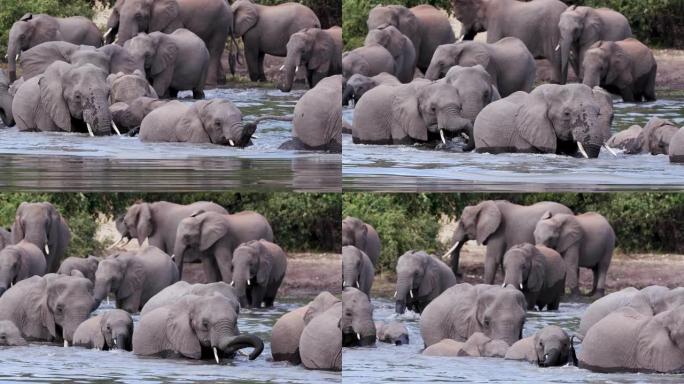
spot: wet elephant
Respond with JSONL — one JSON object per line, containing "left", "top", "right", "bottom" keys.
{"left": 277, "top": 26, "right": 342, "bottom": 92}
{"left": 505, "top": 325, "right": 571, "bottom": 367}
{"left": 231, "top": 240, "right": 287, "bottom": 308}
{"left": 0, "top": 240, "right": 47, "bottom": 296}
{"left": 341, "top": 287, "right": 376, "bottom": 347}
{"left": 669, "top": 127, "right": 684, "bottom": 163}
{"left": 606, "top": 125, "right": 643, "bottom": 154}
{"left": 73, "top": 309, "right": 133, "bottom": 351}
{"left": 141, "top": 281, "right": 238, "bottom": 316}
{"left": 300, "top": 300, "right": 343, "bottom": 371}
{"left": 0, "top": 320, "right": 27, "bottom": 346}
{"left": 394, "top": 250, "right": 456, "bottom": 314}
{"left": 375, "top": 321, "right": 409, "bottom": 345}
{"left": 11, "top": 202, "right": 70, "bottom": 273}
{"left": 342, "top": 72, "right": 400, "bottom": 107}
{"left": 107, "top": 70, "right": 157, "bottom": 105}
{"left": 110, "top": 96, "right": 169, "bottom": 133}
{"left": 342, "top": 44, "right": 395, "bottom": 80}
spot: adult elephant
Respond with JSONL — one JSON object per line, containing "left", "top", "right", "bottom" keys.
{"left": 0, "top": 320, "right": 27, "bottom": 346}
{"left": 452, "top": 0, "right": 567, "bottom": 84}
{"left": 341, "top": 217, "right": 381, "bottom": 267}
{"left": 232, "top": 0, "right": 321, "bottom": 82}
{"left": 669, "top": 127, "right": 684, "bottom": 163}
{"left": 365, "top": 25, "right": 416, "bottom": 83}
{"left": 8, "top": 13, "right": 102, "bottom": 82}
{"left": 277, "top": 27, "right": 342, "bottom": 93}
{"left": 0, "top": 241, "right": 47, "bottom": 296}
{"left": 424, "top": 38, "right": 536, "bottom": 97}
{"left": 394, "top": 250, "right": 456, "bottom": 314}
{"left": 505, "top": 325, "right": 571, "bottom": 367}
{"left": 577, "top": 287, "right": 654, "bottom": 337}
{"left": 231, "top": 240, "right": 287, "bottom": 308}
{"left": 342, "top": 44, "right": 396, "bottom": 80}
{"left": 11, "top": 202, "right": 70, "bottom": 274}
{"left": 141, "top": 281, "right": 238, "bottom": 315}
{"left": 367, "top": 4, "right": 455, "bottom": 73}
{"left": 447, "top": 200, "right": 572, "bottom": 283}
{"left": 174, "top": 211, "right": 273, "bottom": 284}
{"left": 342, "top": 72, "right": 400, "bottom": 107}
{"left": 342, "top": 246, "right": 374, "bottom": 296}
{"left": 473, "top": 84, "right": 614, "bottom": 158}
{"left": 0, "top": 229, "right": 12, "bottom": 251}
{"left": 558, "top": 5, "right": 632, "bottom": 84}
{"left": 57, "top": 256, "right": 100, "bottom": 283}
{"left": 420, "top": 283, "right": 526, "bottom": 347}
{"left": 73, "top": 309, "right": 133, "bottom": 351}
{"left": 300, "top": 301, "right": 342, "bottom": 371}
{"left": 107, "top": 0, "right": 233, "bottom": 86}
{"left": 0, "top": 70, "right": 15, "bottom": 126}
{"left": 341, "top": 287, "right": 376, "bottom": 347}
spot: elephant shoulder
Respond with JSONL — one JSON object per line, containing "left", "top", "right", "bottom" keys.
{"left": 73, "top": 316, "right": 103, "bottom": 348}
{"left": 505, "top": 336, "right": 535, "bottom": 361}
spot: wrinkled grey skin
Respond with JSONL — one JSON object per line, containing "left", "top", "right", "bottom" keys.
{"left": 300, "top": 301, "right": 342, "bottom": 371}
{"left": 141, "top": 281, "right": 239, "bottom": 316}
{"left": 637, "top": 117, "right": 680, "bottom": 155}
{"left": 365, "top": 25, "right": 417, "bottom": 83}
{"left": 73, "top": 309, "right": 133, "bottom": 351}
{"left": 0, "top": 320, "right": 27, "bottom": 346}
{"left": 457, "top": 332, "right": 510, "bottom": 358}
{"left": 505, "top": 325, "right": 571, "bottom": 367}
{"left": 606, "top": 125, "right": 643, "bottom": 154}
{"left": 133, "top": 294, "right": 264, "bottom": 361}
{"left": 670, "top": 127, "right": 684, "bottom": 163}
{"left": 395, "top": 250, "right": 457, "bottom": 314}
{"left": 110, "top": 96, "right": 169, "bottom": 132}
{"left": 0, "top": 241, "right": 47, "bottom": 297}
{"left": 341, "top": 217, "right": 381, "bottom": 267}
{"left": 277, "top": 27, "right": 342, "bottom": 92}
{"left": 420, "top": 283, "right": 527, "bottom": 347}
{"left": 0, "top": 274, "right": 96, "bottom": 344}
{"left": 342, "top": 72, "right": 400, "bottom": 107}
{"left": 422, "top": 338, "right": 466, "bottom": 356}
{"left": 342, "top": 44, "right": 396, "bottom": 80}
{"left": 375, "top": 321, "right": 409, "bottom": 345}
{"left": 0, "top": 70, "right": 15, "bottom": 126}
{"left": 341, "top": 287, "right": 376, "bottom": 347}
{"left": 108, "top": 70, "right": 157, "bottom": 105}
{"left": 231, "top": 240, "right": 287, "bottom": 308}
{"left": 474, "top": 84, "right": 614, "bottom": 157}
{"left": 342, "top": 246, "right": 374, "bottom": 296}
{"left": 57, "top": 256, "right": 100, "bottom": 283}
{"left": 0, "top": 228, "right": 11, "bottom": 251}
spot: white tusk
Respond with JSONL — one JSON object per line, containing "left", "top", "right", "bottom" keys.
{"left": 604, "top": 144, "right": 617, "bottom": 156}
{"left": 87, "top": 123, "right": 95, "bottom": 137}
{"left": 555, "top": 43, "right": 560, "bottom": 52}
{"left": 393, "top": 291, "right": 397, "bottom": 298}
{"left": 112, "top": 121, "right": 121, "bottom": 136}
{"left": 10, "top": 281, "right": 13, "bottom": 287}
{"left": 458, "top": 35, "right": 464, "bottom": 42}
{"left": 113, "top": 338, "right": 117, "bottom": 346}
{"left": 247, "top": 279, "right": 251, "bottom": 286}
{"left": 409, "top": 290, "right": 414, "bottom": 299}
{"left": 439, "top": 129, "right": 446, "bottom": 144}
{"left": 441, "top": 241, "right": 460, "bottom": 260}
{"left": 171, "top": 254, "right": 175, "bottom": 261}
{"left": 213, "top": 347, "right": 220, "bottom": 364}
{"left": 44, "top": 244, "right": 50, "bottom": 255}
{"left": 230, "top": 280, "right": 234, "bottom": 286}
{"left": 229, "top": 139, "right": 235, "bottom": 147}
{"left": 520, "top": 283, "right": 523, "bottom": 290}
{"left": 502, "top": 282, "right": 506, "bottom": 288}
{"left": 64, "top": 340, "right": 69, "bottom": 347}
{"left": 343, "top": 280, "right": 346, "bottom": 287}
{"left": 355, "top": 281, "right": 360, "bottom": 288}
{"left": 279, "top": 65, "right": 285, "bottom": 71}
{"left": 460, "top": 133, "right": 469, "bottom": 140}
{"left": 104, "top": 28, "right": 113, "bottom": 38}
{"left": 295, "top": 65, "right": 299, "bottom": 73}
{"left": 15, "top": 54, "right": 19, "bottom": 61}
{"left": 577, "top": 142, "right": 589, "bottom": 158}
{"left": 251, "top": 134, "right": 260, "bottom": 139}
{"left": 356, "top": 333, "right": 361, "bottom": 341}
{"left": 106, "top": 297, "right": 110, "bottom": 306}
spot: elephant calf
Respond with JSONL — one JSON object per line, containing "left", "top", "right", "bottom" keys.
{"left": 73, "top": 309, "right": 133, "bottom": 351}
{"left": 0, "top": 70, "right": 14, "bottom": 127}
{"left": 342, "top": 287, "right": 376, "bottom": 347}
{"left": 422, "top": 332, "right": 508, "bottom": 358}
{"left": 110, "top": 97, "right": 169, "bottom": 133}
{"left": 0, "top": 240, "right": 47, "bottom": 296}
{"left": 0, "top": 320, "right": 27, "bottom": 346}
{"left": 57, "top": 256, "right": 99, "bottom": 283}
{"left": 299, "top": 294, "right": 343, "bottom": 371}
{"left": 505, "top": 325, "right": 571, "bottom": 367}
{"left": 365, "top": 25, "right": 416, "bottom": 83}
{"left": 375, "top": 321, "right": 409, "bottom": 345}
{"left": 612, "top": 117, "right": 683, "bottom": 156}
{"left": 231, "top": 240, "right": 287, "bottom": 308}
{"left": 606, "top": 125, "right": 643, "bottom": 154}
{"left": 342, "top": 44, "right": 396, "bottom": 80}
{"left": 342, "top": 72, "right": 400, "bottom": 107}
{"left": 395, "top": 250, "right": 456, "bottom": 314}
{"left": 342, "top": 245, "right": 374, "bottom": 296}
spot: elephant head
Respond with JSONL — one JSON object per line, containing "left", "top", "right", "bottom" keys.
{"left": 93, "top": 253, "right": 144, "bottom": 308}
{"left": 639, "top": 117, "right": 681, "bottom": 156}
{"left": 365, "top": 25, "right": 408, "bottom": 59}
{"left": 425, "top": 42, "right": 490, "bottom": 80}
{"left": 99, "top": 309, "right": 134, "bottom": 350}
{"left": 395, "top": 251, "right": 439, "bottom": 314}
{"left": 107, "top": 70, "right": 157, "bottom": 104}
{"left": 502, "top": 243, "right": 546, "bottom": 293}
{"left": 109, "top": 0, "right": 182, "bottom": 44}
{"left": 174, "top": 212, "right": 228, "bottom": 278}
{"left": 121, "top": 202, "right": 154, "bottom": 246}
{"left": 231, "top": 240, "right": 270, "bottom": 307}
{"left": 7, "top": 14, "right": 59, "bottom": 82}
{"left": 367, "top": 5, "right": 419, "bottom": 45}
{"left": 43, "top": 274, "right": 97, "bottom": 344}
{"left": 278, "top": 28, "right": 335, "bottom": 92}
{"left": 0, "top": 244, "right": 34, "bottom": 296}
{"left": 123, "top": 32, "right": 177, "bottom": 94}
{"left": 375, "top": 321, "right": 409, "bottom": 345}
{"left": 12, "top": 202, "right": 65, "bottom": 261}
{"left": 342, "top": 245, "right": 366, "bottom": 290}
{"left": 534, "top": 212, "right": 581, "bottom": 254}
{"left": 188, "top": 99, "right": 257, "bottom": 147}
{"left": 582, "top": 41, "right": 632, "bottom": 89}
{"left": 341, "top": 217, "right": 368, "bottom": 249}
{"left": 558, "top": 6, "right": 600, "bottom": 82}
{"left": 0, "top": 70, "right": 14, "bottom": 126}
{"left": 342, "top": 74, "right": 374, "bottom": 106}
{"left": 448, "top": 201, "right": 501, "bottom": 275}
{"left": 534, "top": 325, "right": 571, "bottom": 367}
{"left": 111, "top": 96, "right": 167, "bottom": 132}
{"left": 0, "top": 320, "right": 27, "bottom": 346}
{"left": 341, "top": 287, "right": 376, "bottom": 347}
{"left": 476, "top": 286, "right": 526, "bottom": 346}
{"left": 232, "top": 0, "right": 259, "bottom": 38}
{"left": 451, "top": 0, "right": 487, "bottom": 40}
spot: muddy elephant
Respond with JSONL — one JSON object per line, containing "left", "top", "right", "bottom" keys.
{"left": 502, "top": 243, "right": 566, "bottom": 311}
{"left": 123, "top": 29, "right": 209, "bottom": 99}
{"left": 0, "top": 320, "right": 27, "bottom": 346}
{"left": 133, "top": 293, "right": 264, "bottom": 362}
{"left": 141, "top": 281, "right": 238, "bottom": 316}
{"left": 341, "top": 217, "right": 381, "bottom": 267}
{"left": 425, "top": 38, "right": 536, "bottom": 97}
{"left": 534, "top": 211, "right": 614, "bottom": 298}
{"left": 232, "top": 0, "right": 320, "bottom": 82}
{"left": 670, "top": 127, "right": 684, "bottom": 163}
{"left": 342, "top": 246, "right": 374, "bottom": 296}
{"left": 367, "top": 4, "right": 455, "bottom": 72}
{"left": 57, "top": 256, "right": 100, "bottom": 283}
{"left": 474, "top": 84, "right": 614, "bottom": 158}
{"left": 365, "top": 25, "right": 416, "bottom": 83}
{"left": 300, "top": 300, "right": 343, "bottom": 371}
{"left": 93, "top": 246, "right": 179, "bottom": 313}
{"left": 108, "top": 70, "right": 157, "bottom": 105}
{"left": 0, "top": 70, "right": 14, "bottom": 126}
{"left": 342, "top": 44, "right": 396, "bottom": 80}
{"left": 448, "top": 200, "right": 572, "bottom": 283}
{"left": 606, "top": 125, "right": 643, "bottom": 154}
{"left": 0, "top": 240, "right": 47, "bottom": 296}
{"left": 0, "top": 274, "right": 96, "bottom": 345}
{"left": 341, "top": 287, "right": 376, "bottom": 347}
{"left": 375, "top": 321, "right": 409, "bottom": 345}
{"left": 342, "top": 72, "right": 400, "bottom": 107}
{"left": 8, "top": 13, "right": 102, "bottom": 82}
{"left": 73, "top": 309, "right": 133, "bottom": 351}
{"left": 174, "top": 211, "right": 274, "bottom": 284}
{"left": 505, "top": 325, "right": 571, "bottom": 367}
{"left": 11, "top": 202, "right": 70, "bottom": 274}
{"left": 277, "top": 26, "right": 342, "bottom": 92}
{"left": 231, "top": 240, "right": 287, "bottom": 308}
{"left": 110, "top": 96, "right": 169, "bottom": 132}
{"left": 395, "top": 250, "right": 456, "bottom": 314}
{"left": 420, "top": 283, "right": 527, "bottom": 347}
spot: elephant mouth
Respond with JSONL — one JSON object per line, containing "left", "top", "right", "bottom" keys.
{"left": 342, "top": 330, "right": 376, "bottom": 347}
{"left": 392, "top": 334, "right": 409, "bottom": 346}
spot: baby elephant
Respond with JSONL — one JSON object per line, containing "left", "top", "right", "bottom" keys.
{"left": 0, "top": 320, "right": 27, "bottom": 346}
{"left": 422, "top": 332, "right": 508, "bottom": 358}
{"left": 107, "top": 70, "right": 157, "bottom": 105}
{"left": 505, "top": 325, "right": 571, "bottom": 367}
{"left": 110, "top": 96, "right": 169, "bottom": 133}
{"left": 342, "top": 245, "right": 374, "bottom": 296}
{"left": 502, "top": 243, "right": 566, "bottom": 311}
{"left": 57, "top": 256, "right": 99, "bottom": 283}
{"left": 0, "top": 240, "right": 46, "bottom": 296}
{"left": 231, "top": 240, "right": 287, "bottom": 308}
{"left": 375, "top": 321, "right": 409, "bottom": 346}
{"left": 73, "top": 309, "right": 133, "bottom": 351}
{"left": 342, "top": 72, "right": 400, "bottom": 107}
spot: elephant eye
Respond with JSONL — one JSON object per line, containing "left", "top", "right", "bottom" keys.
{"left": 483, "top": 317, "right": 490, "bottom": 327}
{"left": 106, "top": 325, "right": 111, "bottom": 331}
{"left": 202, "top": 320, "right": 209, "bottom": 329}
{"left": 214, "top": 120, "right": 222, "bottom": 127}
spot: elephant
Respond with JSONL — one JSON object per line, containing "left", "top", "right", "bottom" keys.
{"left": 11, "top": 202, "right": 71, "bottom": 274}
{"left": 637, "top": 118, "right": 680, "bottom": 155}
{"left": 473, "top": 84, "right": 614, "bottom": 158}
{"left": 107, "top": 0, "right": 234, "bottom": 86}
{"left": 606, "top": 125, "right": 643, "bottom": 154}
{"left": 375, "top": 321, "right": 409, "bottom": 345}
{"left": 394, "top": 250, "right": 457, "bottom": 315}
{"left": 341, "top": 287, "right": 376, "bottom": 347}
{"left": 457, "top": 332, "right": 510, "bottom": 358}
{"left": 505, "top": 325, "right": 571, "bottom": 367}
{"left": 342, "top": 246, "right": 374, "bottom": 296}
{"left": 342, "top": 44, "right": 396, "bottom": 80}
{"left": 367, "top": 4, "right": 455, "bottom": 72}
{"left": 341, "top": 217, "right": 381, "bottom": 267}
{"left": 132, "top": 293, "right": 264, "bottom": 362}
{"left": 277, "top": 27, "right": 342, "bottom": 92}
{"left": 93, "top": 246, "right": 179, "bottom": 313}
{"left": 123, "top": 29, "right": 209, "bottom": 99}
{"left": 558, "top": 5, "right": 633, "bottom": 84}
{"left": 231, "top": 240, "right": 287, "bottom": 308}
{"left": 174, "top": 211, "right": 274, "bottom": 284}
{"left": 0, "top": 240, "right": 47, "bottom": 296}
{"left": 0, "top": 70, "right": 15, "bottom": 126}
{"left": 110, "top": 96, "right": 169, "bottom": 132}
{"left": 502, "top": 243, "right": 566, "bottom": 311}
{"left": 0, "top": 228, "right": 11, "bottom": 251}
{"left": 447, "top": 200, "right": 572, "bottom": 283}
{"left": 0, "top": 274, "right": 96, "bottom": 345}
{"left": 342, "top": 72, "right": 400, "bottom": 107}
{"left": 577, "top": 287, "right": 654, "bottom": 337}
{"left": 141, "top": 281, "right": 239, "bottom": 316}
{"left": 108, "top": 70, "right": 157, "bottom": 105}
{"left": 12, "top": 61, "right": 117, "bottom": 136}
{"left": 73, "top": 309, "right": 133, "bottom": 351}
{"left": 582, "top": 39, "right": 657, "bottom": 102}
{"left": 452, "top": 0, "right": 567, "bottom": 83}
{"left": 670, "top": 127, "right": 684, "bottom": 163}
{"left": 232, "top": 0, "right": 321, "bottom": 82}
{"left": 424, "top": 38, "right": 536, "bottom": 97}
{"left": 420, "top": 283, "right": 527, "bottom": 347}
{"left": 0, "top": 320, "right": 27, "bottom": 346}
{"left": 8, "top": 13, "right": 102, "bottom": 82}
{"left": 422, "top": 338, "right": 466, "bottom": 356}
{"left": 300, "top": 301, "right": 342, "bottom": 371}
{"left": 57, "top": 256, "right": 100, "bottom": 283}
{"left": 365, "top": 25, "right": 416, "bottom": 83}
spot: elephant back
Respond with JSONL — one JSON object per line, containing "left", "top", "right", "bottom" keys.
{"left": 300, "top": 303, "right": 342, "bottom": 371}
{"left": 271, "top": 304, "right": 309, "bottom": 364}
{"left": 419, "top": 283, "right": 478, "bottom": 346}
{"left": 578, "top": 287, "right": 652, "bottom": 336}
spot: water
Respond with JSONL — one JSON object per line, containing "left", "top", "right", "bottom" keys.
{"left": 342, "top": 98, "right": 684, "bottom": 191}
{"left": 0, "top": 88, "right": 340, "bottom": 191}
{"left": 343, "top": 297, "right": 684, "bottom": 383}
{"left": 0, "top": 298, "right": 341, "bottom": 383}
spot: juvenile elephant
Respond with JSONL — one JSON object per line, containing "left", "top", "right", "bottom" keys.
{"left": 342, "top": 246, "right": 374, "bottom": 296}
{"left": 502, "top": 243, "right": 566, "bottom": 311}
{"left": 342, "top": 44, "right": 396, "bottom": 80}
{"left": 94, "top": 246, "right": 179, "bottom": 313}
{"left": 300, "top": 301, "right": 342, "bottom": 371}
{"left": 637, "top": 118, "right": 680, "bottom": 155}
{"left": 606, "top": 125, "right": 643, "bottom": 154}
{"left": 11, "top": 202, "right": 71, "bottom": 274}
{"left": 505, "top": 325, "right": 571, "bottom": 367}
{"left": 457, "top": 332, "right": 510, "bottom": 358}
{"left": 670, "top": 127, "right": 684, "bottom": 163}
{"left": 277, "top": 27, "right": 342, "bottom": 92}
{"left": 110, "top": 96, "right": 169, "bottom": 132}
{"left": 0, "top": 70, "right": 15, "bottom": 126}
{"left": 534, "top": 211, "right": 615, "bottom": 298}
{"left": 57, "top": 256, "right": 99, "bottom": 283}
{"left": 0, "top": 274, "right": 96, "bottom": 345}
{"left": 123, "top": 29, "right": 209, "bottom": 99}
{"left": 582, "top": 39, "right": 656, "bottom": 102}
{"left": 133, "top": 294, "right": 264, "bottom": 362}
{"left": 231, "top": 240, "right": 287, "bottom": 308}
{"left": 341, "top": 287, "right": 376, "bottom": 347}
{"left": 395, "top": 250, "right": 456, "bottom": 314}
{"left": 425, "top": 38, "right": 536, "bottom": 97}
{"left": 420, "top": 283, "right": 527, "bottom": 347}
{"left": 174, "top": 211, "right": 274, "bottom": 284}
{"left": 375, "top": 321, "right": 409, "bottom": 345}
{"left": 341, "top": 217, "right": 381, "bottom": 267}
{"left": 73, "top": 309, "right": 133, "bottom": 351}
{"left": 342, "top": 72, "right": 400, "bottom": 107}
{"left": 107, "top": 70, "right": 157, "bottom": 105}
{"left": 0, "top": 241, "right": 47, "bottom": 296}
{"left": 232, "top": 0, "right": 321, "bottom": 82}
{"left": 0, "top": 320, "right": 27, "bottom": 346}
{"left": 141, "top": 281, "right": 238, "bottom": 315}
{"left": 577, "top": 287, "right": 654, "bottom": 337}
{"left": 474, "top": 84, "right": 614, "bottom": 158}
{"left": 8, "top": 13, "right": 102, "bottom": 82}
{"left": 365, "top": 25, "right": 416, "bottom": 83}
{"left": 447, "top": 200, "right": 572, "bottom": 283}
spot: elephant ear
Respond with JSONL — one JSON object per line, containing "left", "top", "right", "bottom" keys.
{"left": 166, "top": 303, "right": 202, "bottom": 359}
{"left": 135, "top": 203, "right": 153, "bottom": 245}
{"left": 151, "top": 35, "right": 178, "bottom": 77}
{"left": 118, "top": 257, "right": 145, "bottom": 300}
{"left": 19, "top": 13, "right": 33, "bottom": 22}
{"left": 579, "top": 10, "right": 602, "bottom": 49}
{"left": 11, "top": 202, "right": 27, "bottom": 244}
{"left": 46, "top": 203, "right": 61, "bottom": 250}
{"left": 39, "top": 61, "right": 72, "bottom": 132}
{"left": 256, "top": 243, "right": 272, "bottom": 286}
{"left": 475, "top": 289, "right": 495, "bottom": 329}
{"left": 417, "top": 255, "right": 438, "bottom": 298}
{"left": 42, "top": 277, "right": 63, "bottom": 340}
{"left": 93, "top": 316, "right": 108, "bottom": 350}
{"left": 527, "top": 247, "right": 546, "bottom": 293}
{"left": 458, "top": 44, "right": 490, "bottom": 68}
{"left": 556, "top": 215, "right": 583, "bottom": 254}
{"left": 592, "top": 86, "right": 614, "bottom": 142}
{"left": 199, "top": 214, "right": 229, "bottom": 251}
{"left": 234, "top": 1, "right": 259, "bottom": 38}
{"left": 605, "top": 44, "right": 633, "bottom": 86}
{"left": 474, "top": 201, "right": 501, "bottom": 245}
{"left": 150, "top": 0, "right": 181, "bottom": 33}
{"left": 354, "top": 225, "right": 368, "bottom": 250}
{"left": 516, "top": 91, "right": 557, "bottom": 154}
{"left": 16, "top": 248, "right": 31, "bottom": 280}
{"left": 309, "top": 30, "right": 333, "bottom": 73}
{"left": 391, "top": 86, "right": 427, "bottom": 141}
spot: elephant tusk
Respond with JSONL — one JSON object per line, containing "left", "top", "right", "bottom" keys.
{"left": 295, "top": 65, "right": 299, "bottom": 73}
{"left": 10, "top": 281, "right": 13, "bottom": 287}
{"left": 107, "top": 236, "right": 124, "bottom": 249}
{"left": 87, "top": 123, "right": 95, "bottom": 137}
{"left": 460, "top": 133, "right": 470, "bottom": 140}
{"left": 343, "top": 280, "right": 346, "bottom": 287}
{"left": 247, "top": 279, "right": 251, "bottom": 286}
{"left": 604, "top": 144, "right": 617, "bottom": 157}
{"left": 251, "top": 134, "right": 260, "bottom": 139}
{"left": 519, "top": 283, "right": 523, "bottom": 290}
{"left": 112, "top": 121, "right": 121, "bottom": 136}
{"left": 393, "top": 291, "right": 397, "bottom": 298}
{"left": 555, "top": 43, "right": 560, "bottom": 51}
{"left": 106, "top": 296, "right": 110, "bottom": 306}
{"left": 230, "top": 280, "right": 234, "bottom": 286}
{"left": 356, "top": 333, "right": 361, "bottom": 341}
{"left": 113, "top": 338, "right": 117, "bottom": 346}
{"left": 44, "top": 244, "right": 50, "bottom": 255}
{"left": 576, "top": 142, "right": 589, "bottom": 159}
{"left": 171, "top": 254, "right": 175, "bottom": 261}
{"left": 355, "top": 281, "right": 360, "bottom": 288}
{"left": 458, "top": 34, "right": 464, "bottom": 42}
{"left": 213, "top": 347, "right": 220, "bottom": 364}
{"left": 15, "top": 54, "right": 19, "bottom": 61}
{"left": 409, "top": 290, "right": 414, "bottom": 299}
{"left": 64, "top": 340, "right": 69, "bottom": 347}
{"left": 439, "top": 129, "right": 446, "bottom": 144}
{"left": 279, "top": 65, "right": 285, "bottom": 71}
{"left": 104, "top": 28, "right": 113, "bottom": 38}
{"left": 441, "top": 241, "right": 460, "bottom": 260}
{"left": 229, "top": 139, "right": 235, "bottom": 147}
{"left": 502, "top": 282, "right": 506, "bottom": 288}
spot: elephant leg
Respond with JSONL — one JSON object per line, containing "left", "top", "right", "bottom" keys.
{"left": 644, "top": 68, "right": 657, "bottom": 101}
{"left": 193, "top": 90, "right": 205, "bottom": 100}
{"left": 257, "top": 52, "right": 267, "bottom": 82}
{"left": 563, "top": 247, "right": 581, "bottom": 298}
{"left": 205, "top": 35, "right": 225, "bottom": 86}
{"left": 245, "top": 46, "right": 261, "bottom": 82}
{"left": 213, "top": 247, "right": 234, "bottom": 284}
{"left": 592, "top": 252, "right": 611, "bottom": 298}
{"left": 483, "top": 241, "right": 505, "bottom": 285}
{"left": 169, "top": 88, "right": 179, "bottom": 99}
{"left": 201, "top": 256, "right": 221, "bottom": 283}
{"left": 251, "top": 285, "right": 266, "bottom": 308}
{"left": 619, "top": 87, "right": 636, "bottom": 103}
{"left": 548, "top": 49, "right": 563, "bottom": 84}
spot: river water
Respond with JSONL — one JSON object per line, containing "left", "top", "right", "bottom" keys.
{"left": 343, "top": 297, "right": 684, "bottom": 383}
{"left": 343, "top": 97, "right": 684, "bottom": 191}
{"left": 0, "top": 298, "right": 341, "bottom": 383}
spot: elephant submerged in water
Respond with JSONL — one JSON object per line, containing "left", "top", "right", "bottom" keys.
{"left": 670, "top": 127, "right": 684, "bottom": 163}
{"left": 73, "top": 309, "right": 133, "bottom": 351}
{"left": 141, "top": 281, "right": 239, "bottom": 316}
{"left": 0, "top": 320, "right": 27, "bottom": 346}
{"left": 505, "top": 325, "right": 572, "bottom": 367}
{"left": 342, "top": 72, "right": 400, "bottom": 107}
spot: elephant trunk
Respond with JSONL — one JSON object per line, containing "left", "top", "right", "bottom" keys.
{"left": 0, "top": 269, "right": 15, "bottom": 295}
{"left": 394, "top": 274, "right": 413, "bottom": 314}
{"left": 82, "top": 89, "right": 113, "bottom": 136}
{"left": 64, "top": 306, "right": 94, "bottom": 343}
{"left": 93, "top": 279, "right": 111, "bottom": 305}
{"left": 581, "top": 66, "right": 601, "bottom": 88}
{"left": 539, "top": 347, "right": 561, "bottom": 367}
{"left": 351, "top": 318, "right": 376, "bottom": 346}
{"left": 113, "top": 333, "right": 130, "bottom": 351}
{"left": 560, "top": 39, "right": 572, "bottom": 85}
{"left": 450, "top": 228, "right": 468, "bottom": 277}
{"left": 173, "top": 242, "right": 187, "bottom": 279}
{"left": 219, "top": 334, "right": 264, "bottom": 360}
{"left": 342, "top": 264, "right": 359, "bottom": 289}
{"left": 342, "top": 84, "right": 355, "bottom": 106}
{"left": 277, "top": 51, "right": 301, "bottom": 93}
{"left": 223, "top": 120, "right": 256, "bottom": 147}
{"left": 115, "top": 18, "right": 140, "bottom": 45}
{"left": 424, "top": 64, "right": 440, "bottom": 81}
{"left": 0, "top": 91, "right": 15, "bottom": 127}
{"left": 437, "top": 106, "right": 472, "bottom": 139}
{"left": 232, "top": 271, "right": 249, "bottom": 305}
{"left": 7, "top": 38, "right": 20, "bottom": 83}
